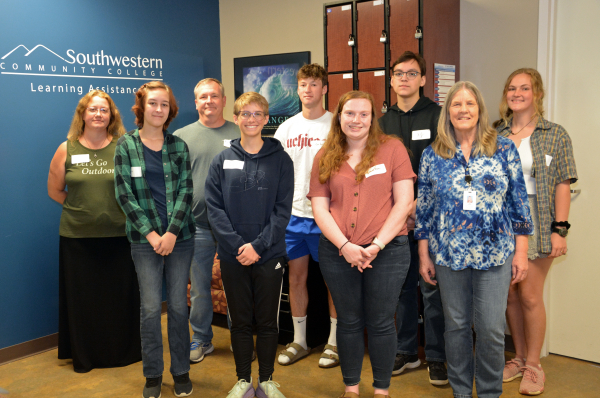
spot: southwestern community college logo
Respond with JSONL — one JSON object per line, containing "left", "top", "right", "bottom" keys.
{"left": 1, "top": 44, "right": 163, "bottom": 95}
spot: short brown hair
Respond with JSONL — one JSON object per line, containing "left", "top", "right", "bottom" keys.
{"left": 67, "top": 90, "right": 126, "bottom": 143}
{"left": 391, "top": 51, "right": 426, "bottom": 76}
{"left": 194, "top": 78, "right": 225, "bottom": 98}
{"left": 233, "top": 92, "right": 269, "bottom": 115}
{"left": 132, "top": 81, "right": 179, "bottom": 129}
{"left": 297, "top": 63, "right": 328, "bottom": 87}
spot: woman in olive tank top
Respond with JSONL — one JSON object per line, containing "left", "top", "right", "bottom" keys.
{"left": 47, "top": 90, "right": 141, "bottom": 373}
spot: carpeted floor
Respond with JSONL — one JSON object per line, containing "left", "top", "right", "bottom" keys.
{"left": 1, "top": 313, "right": 598, "bottom": 397}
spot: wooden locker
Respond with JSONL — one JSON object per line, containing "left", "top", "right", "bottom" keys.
{"left": 388, "top": 0, "right": 419, "bottom": 64}
{"left": 328, "top": 73, "right": 355, "bottom": 112}
{"left": 358, "top": 70, "right": 387, "bottom": 119}
{"left": 326, "top": 4, "right": 354, "bottom": 73}
{"left": 356, "top": 1, "right": 386, "bottom": 70}
{"left": 422, "top": 0, "right": 460, "bottom": 100}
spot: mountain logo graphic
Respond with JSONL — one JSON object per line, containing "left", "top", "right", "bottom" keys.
{"left": 2, "top": 44, "right": 67, "bottom": 62}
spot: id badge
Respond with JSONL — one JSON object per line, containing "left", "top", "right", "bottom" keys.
{"left": 463, "top": 190, "right": 476, "bottom": 211}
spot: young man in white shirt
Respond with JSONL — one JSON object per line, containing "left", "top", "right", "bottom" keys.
{"left": 274, "top": 64, "right": 339, "bottom": 368}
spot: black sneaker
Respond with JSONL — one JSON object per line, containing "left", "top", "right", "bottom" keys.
{"left": 428, "top": 361, "right": 449, "bottom": 386}
{"left": 173, "top": 372, "right": 193, "bottom": 397}
{"left": 143, "top": 376, "right": 162, "bottom": 398}
{"left": 392, "top": 353, "right": 421, "bottom": 375}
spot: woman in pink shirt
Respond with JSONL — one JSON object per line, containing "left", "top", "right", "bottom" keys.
{"left": 308, "top": 91, "right": 415, "bottom": 398}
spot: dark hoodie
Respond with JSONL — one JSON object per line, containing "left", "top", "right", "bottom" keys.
{"left": 205, "top": 137, "right": 294, "bottom": 265}
{"left": 378, "top": 96, "right": 441, "bottom": 177}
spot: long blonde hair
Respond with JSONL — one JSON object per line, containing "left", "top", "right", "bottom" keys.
{"left": 432, "top": 81, "right": 497, "bottom": 159}
{"left": 67, "top": 90, "right": 126, "bottom": 143}
{"left": 498, "top": 68, "right": 545, "bottom": 128}
{"left": 319, "top": 91, "right": 395, "bottom": 184}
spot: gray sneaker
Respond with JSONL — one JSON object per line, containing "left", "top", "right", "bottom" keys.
{"left": 256, "top": 378, "right": 286, "bottom": 398}
{"left": 143, "top": 376, "right": 162, "bottom": 398}
{"left": 190, "top": 341, "right": 214, "bottom": 363}
{"left": 226, "top": 378, "right": 255, "bottom": 398}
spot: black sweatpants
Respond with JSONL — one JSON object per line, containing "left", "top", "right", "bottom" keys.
{"left": 221, "top": 256, "right": 284, "bottom": 382}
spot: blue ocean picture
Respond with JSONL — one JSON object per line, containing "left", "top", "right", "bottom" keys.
{"left": 243, "top": 63, "right": 300, "bottom": 116}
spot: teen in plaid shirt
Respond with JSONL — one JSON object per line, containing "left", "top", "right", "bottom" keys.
{"left": 497, "top": 68, "right": 578, "bottom": 396}
{"left": 114, "top": 81, "right": 195, "bottom": 398}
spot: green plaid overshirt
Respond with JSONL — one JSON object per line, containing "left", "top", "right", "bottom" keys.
{"left": 114, "top": 129, "right": 195, "bottom": 244}
{"left": 498, "top": 118, "right": 577, "bottom": 253}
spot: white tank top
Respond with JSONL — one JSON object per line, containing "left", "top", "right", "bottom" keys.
{"left": 517, "top": 136, "right": 536, "bottom": 195}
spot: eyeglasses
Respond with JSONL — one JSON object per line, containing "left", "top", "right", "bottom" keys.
{"left": 392, "top": 71, "right": 421, "bottom": 80}
{"left": 238, "top": 111, "right": 266, "bottom": 121}
{"left": 87, "top": 107, "right": 109, "bottom": 115}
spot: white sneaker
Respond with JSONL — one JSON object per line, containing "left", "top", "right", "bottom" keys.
{"left": 256, "top": 378, "right": 286, "bottom": 398}
{"left": 226, "top": 378, "right": 255, "bottom": 398}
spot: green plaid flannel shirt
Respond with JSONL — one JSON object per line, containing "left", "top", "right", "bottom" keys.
{"left": 114, "top": 129, "right": 195, "bottom": 244}
{"left": 498, "top": 118, "right": 577, "bottom": 253}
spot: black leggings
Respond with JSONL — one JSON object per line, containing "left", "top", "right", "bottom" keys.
{"left": 221, "top": 256, "right": 284, "bottom": 382}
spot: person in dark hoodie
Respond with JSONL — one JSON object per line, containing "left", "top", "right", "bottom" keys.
{"left": 205, "top": 92, "right": 294, "bottom": 398}
{"left": 378, "top": 51, "right": 448, "bottom": 386}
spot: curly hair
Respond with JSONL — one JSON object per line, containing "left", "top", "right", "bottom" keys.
{"left": 132, "top": 81, "right": 179, "bottom": 129}
{"left": 319, "top": 91, "right": 396, "bottom": 184}
{"left": 432, "top": 81, "right": 497, "bottom": 159}
{"left": 297, "top": 63, "right": 328, "bottom": 87}
{"left": 66, "top": 90, "right": 126, "bottom": 143}
{"left": 498, "top": 68, "right": 545, "bottom": 128}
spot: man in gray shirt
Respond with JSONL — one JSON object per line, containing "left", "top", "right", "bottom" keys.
{"left": 174, "top": 78, "right": 240, "bottom": 363}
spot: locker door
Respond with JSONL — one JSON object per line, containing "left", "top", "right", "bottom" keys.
{"left": 389, "top": 0, "right": 420, "bottom": 64}
{"left": 422, "top": 0, "right": 460, "bottom": 100}
{"left": 326, "top": 5, "right": 354, "bottom": 73}
{"left": 356, "top": 0, "right": 386, "bottom": 70}
{"left": 358, "top": 70, "right": 387, "bottom": 119}
{"left": 328, "top": 73, "right": 355, "bottom": 112}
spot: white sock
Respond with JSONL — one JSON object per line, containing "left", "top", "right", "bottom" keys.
{"left": 328, "top": 317, "right": 337, "bottom": 346}
{"left": 278, "top": 316, "right": 307, "bottom": 364}
{"left": 319, "top": 317, "right": 338, "bottom": 367}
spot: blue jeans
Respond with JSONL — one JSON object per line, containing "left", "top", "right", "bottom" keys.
{"left": 131, "top": 237, "right": 194, "bottom": 378}
{"left": 435, "top": 254, "right": 513, "bottom": 398}
{"left": 319, "top": 235, "right": 410, "bottom": 389}
{"left": 189, "top": 226, "right": 217, "bottom": 344}
{"left": 395, "top": 232, "right": 445, "bottom": 362}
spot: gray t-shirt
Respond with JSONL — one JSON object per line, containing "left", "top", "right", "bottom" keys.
{"left": 174, "top": 120, "right": 240, "bottom": 227}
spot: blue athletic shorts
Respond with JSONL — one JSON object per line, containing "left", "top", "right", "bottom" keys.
{"left": 285, "top": 215, "right": 321, "bottom": 262}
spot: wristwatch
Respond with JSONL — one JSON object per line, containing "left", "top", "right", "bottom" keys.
{"left": 551, "top": 221, "right": 571, "bottom": 237}
{"left": 372, "top": 237, "right": 385, "bottom": 250}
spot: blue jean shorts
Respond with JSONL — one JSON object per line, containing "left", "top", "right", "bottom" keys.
{"left": 285, "top": 215, "right": 321, "bottom": 261}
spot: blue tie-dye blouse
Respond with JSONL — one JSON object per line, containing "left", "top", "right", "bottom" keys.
{"left": 415, "top": 136, "right": 533, "bottom": 270}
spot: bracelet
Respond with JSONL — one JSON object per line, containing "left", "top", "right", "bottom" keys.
{"left": 372, "top": 237, "right": 385, "bottom": 250}
{"left": 339, "top": 240, "right": 350, "bottom": 251}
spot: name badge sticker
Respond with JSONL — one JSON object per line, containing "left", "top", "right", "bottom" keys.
{"left": 412, "top": 129, "right": 431, "bottom": 140}
{"left": 463, "top": 190, "right": 476, "bottom": 211}
{"left": 224, "top": 139, "right": 231, "bottom": 148}
{"left": 223, "top": 160, "right": 244, "bottom": 170}
{"left": 71, "top": 154, "right": 90, "bottom": 164}
{"left": 131, "top": 166, "right": 143, "bottom": 178}
{"left": 545, "top": 154, "right": 553, "bottom": 167}
{"left": 365, "top": 164, "right": 387, "bottom": 178}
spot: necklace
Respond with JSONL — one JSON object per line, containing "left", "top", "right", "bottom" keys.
{"left": 82, "top": 135, "right": 109, "bottom": 158}
{"left": 510, "top": 115, "right": 536, "bottom": 136}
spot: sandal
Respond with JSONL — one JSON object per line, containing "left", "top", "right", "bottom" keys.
{"left": 278, "top": 342, "right": 310, "bottom": 365}
{"left": 319, "top": 344, "right": 340, "bottom": 368}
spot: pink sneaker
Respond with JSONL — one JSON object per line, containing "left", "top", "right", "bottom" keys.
{"left": 519, "top": 364, "right": 546, "bottom": 395}
{"left": 503, "top": 357, "right": 525, "bottom": 382}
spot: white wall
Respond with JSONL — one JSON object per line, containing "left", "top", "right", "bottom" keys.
{"left": 544, "top": 0, "right": 600, "bottom": 363}
{"left": 460, "top": 0, "right": 539, "bottom": 121}
{"left": 219, "top": 0, "right": 327, "bottom": 118}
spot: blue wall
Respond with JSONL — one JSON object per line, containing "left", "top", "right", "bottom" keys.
{"left": 0, "top": 0, "right": 222, "bottom": 350}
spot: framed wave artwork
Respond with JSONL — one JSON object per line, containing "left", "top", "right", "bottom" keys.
{"left": 234, "top": 51, "right": 311, "bottom": 135}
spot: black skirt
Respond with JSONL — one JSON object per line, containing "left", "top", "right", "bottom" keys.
{"left": 58, "top": 236, "right": 142, "bottom": 373}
